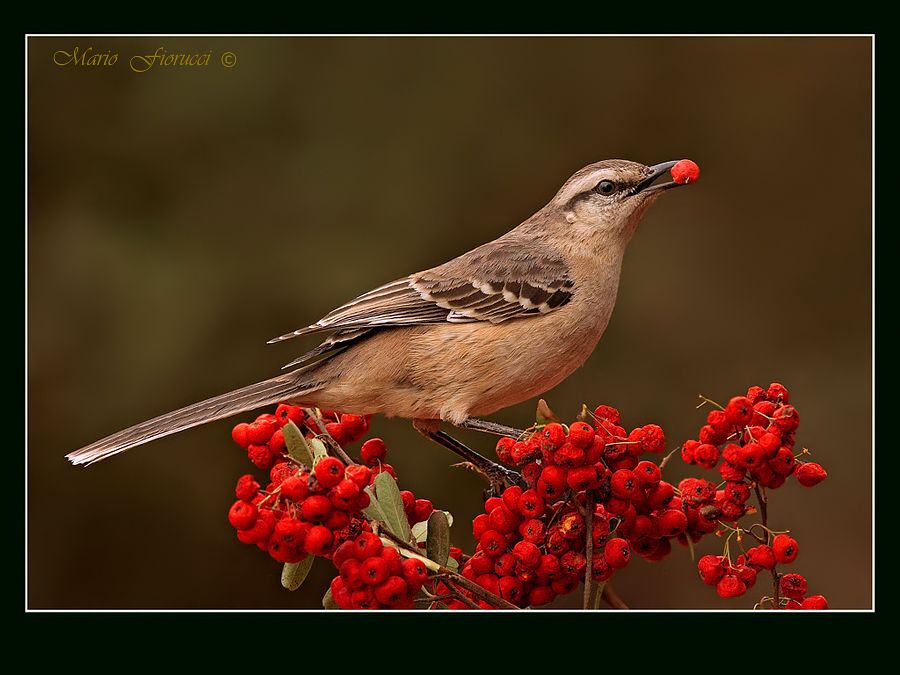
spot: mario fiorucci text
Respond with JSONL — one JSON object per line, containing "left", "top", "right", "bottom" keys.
{"left": 52, "top": 46, "right": 216, "bottom": 72}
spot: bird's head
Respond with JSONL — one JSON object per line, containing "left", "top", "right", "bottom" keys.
{"left": 546, "top": 159, "right": 694, "bottom": 247}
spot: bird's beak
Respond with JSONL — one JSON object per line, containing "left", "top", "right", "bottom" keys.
{"left": 630, "top": 160, "right": 686, "bottom": 196}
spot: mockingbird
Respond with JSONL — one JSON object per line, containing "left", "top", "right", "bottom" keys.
{"left": 67, "top": 159, "right": 694, "bottom": 487}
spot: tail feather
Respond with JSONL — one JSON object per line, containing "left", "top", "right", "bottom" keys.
{"left": 66, "top": 370, "right": 319, "bottom": 466}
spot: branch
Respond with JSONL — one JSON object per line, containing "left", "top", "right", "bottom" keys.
{"left": 303, "top": 407, "right": 355, "bottom": 466}
{"left": 754, "top": 483, "right": 780, "bottom": 607}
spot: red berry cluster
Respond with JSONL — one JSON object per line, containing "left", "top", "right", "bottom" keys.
{"left": 231, "top": 405, "right": 371, "bottom": 471}
{"left": 680, "top": 383, "right": 826, "bottom": 493}
{"left": 227, "top": 405, "right": 434, "bottom": 570}
{"left": 451, "top": 406, "right": 677, "bottom": 607}
{"left": 682, "top": 384, "right": 828, "bottom": 609}
{"left": 327, "top": 533, "right": 460, "bottom": 609}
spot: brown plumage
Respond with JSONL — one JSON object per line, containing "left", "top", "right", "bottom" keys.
{"left": 67, "top": 158, "right": 691, "bottom": 466}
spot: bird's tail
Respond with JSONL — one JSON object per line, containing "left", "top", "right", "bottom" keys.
{"left": 66, "top": 370, "right": 320, "bottom": 466}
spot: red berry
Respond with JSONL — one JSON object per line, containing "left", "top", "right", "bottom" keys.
{"left": 494, "top": 552, "right": 516, "bottom": 577}
{"left": 772, "top": 405, "right": 800, "bottom": 432}
{"left": 280, "top": 475, "right": 309, "bottom": 502}
{"left": 512, "top": 541, "right": 541, "bottom": 569}
{"left": 694, "top": 443, "right": 720, "bottom": 469}
{"left": 412, "top": 499, "right": 434, "bottom": 523}
{"left": 654, "top": 509, "right": 688, "bottom": 537}
{"left": 247, "top": 444, "right": 275, "bottom": 470}
{"left": 360, "top": 557, "right": 390, "bottom": 586}
{"left": 537, "top": 465, "right": 567, "bottom": 500}
{"left": 247, "top": 418, "right": 278, "bottom": 445}
{"left": 766, "top": 382, "right": 790, "bottom": 403}
{"left": 647, "top": 481, "right": 675, "bottom": 510}
{"left": 593, "top": 405, "right": 621, "bottom": 426}
{"left": 670, "top": 159, "right": 700, "bottom": 184}
{"left": 567, "top": 465, "right": 600, "bottom": 491}
{"left": 540, "top": 423, "right": 567, "bottom": 450}
{"left": 360, "top": 438, "right": 387, "bottom": 466}
{"left": 270, "top": 462, "right": 296, "bottom": 485}
{"left": 780, "top": 573, "right": 808, "bottom": 599}
{"left": 231, "top": 423, "right": 251, "bottom": 448}
{"left": 567, "top": 421, "right": 595, "bottom": 448}
{"left": 300, "top": 495, "right": 333, "bottom": 523}
{"left": 528, "top": 585, "right": 556, "bottom": 607}
{"left": 350, "top": 587, "right": 379, "bottom": 609}
{"left": 633, "top": 424, "right": 666, "bottom": 453}
{"left": 344, "top": 464, "right": 373, "bottom": 489}
{"left": 697, "top": 555, "right": 726, "bottom": 585}
{"left": 227, "top": 500, "right": 258, "bottom": 530}
{"left": 339, "top": 413, "right": 368, "bottom": 438}
{"left": 268, "top": 429, "right": 286, "bottom": 454}
{"left": 235, "top": 474, "right": 260, "bottom": 501}
{"left": 610, "top": 469, "right": 639, "bottom": 500}
{"left": 519, "top": 518, "right": 546, "bottom": 544}
{"left": 374, "top": 576, "right": 408, "bottom": 606}
{"left": 737, "top": 443, "right": 765, "bottom": 469}
{"left": 771, "top": 447, "right": 796, "bottom": 475}
{"left": 401, "top": 558, "right": 429, "bottom": 589}
{"left": 604, "top": 538, "right": 631, "bottom": 569}
{"left": 772, "top": 534, "right": 799, "bottom": 564}
{"left": 498, "top": 576, "right": 525, "bottom": 604}
{"left": 353, "top": 532, "right": 383, "bottom": 560}
{"left": 495, "top": 437, "right": 515, "bottom": 464}
{"left": 304, "top": 525, "right": 333, "bottom": 555}
{"left": 724, "top": 396, "right": 754, "bottom": 426}
{"left": 746, "top": 545, "right": 776, "bottom": 570}
{"left": 634, "top": 460, "right": 661, "bottom": 486}
{"left": 315, "top": 456, "right": 346, "bottom": 488}
{"left": 716, "top": 574, "right": 746, "bottom": 598}
{"left": 553, "top": 443, "right": 585, "bottom": 468}
{"left": 800, "top": 594, "right": 828, "bottom": 610}
{"left": 479, "top": 530, "right": 507, "bottom": 558}
{"left": 488, "top": 506, "right": 518, "bottom": 534}
{"left": 275, "top": 403, "right": 305, "bottom": 427}
{"left": 680, "top": 439, "right": 699, "bottom": 464}
{"left": 795, "top": 462, "right": 827, "bottom": 487}
{"left": 236, "top": 512, "right": 272, "bottom": 544}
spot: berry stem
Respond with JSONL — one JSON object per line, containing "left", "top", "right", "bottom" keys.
{"left": 696, "top": 394, "right": 725, "bottom": 411}
{"left": 658, "top": 446, "right": 680, "bottom": 471}
{"left": 582, "top": 492, "right": 594, "bottom": 610}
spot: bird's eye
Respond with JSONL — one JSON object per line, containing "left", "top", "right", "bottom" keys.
{"left": 595, "top": 180, "right": 617, "bottom": 196}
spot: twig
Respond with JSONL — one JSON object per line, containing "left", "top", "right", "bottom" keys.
{"left": 303, "top": 407, "right": 355, "bottom": 465}
{"left": 445, "top": 580, "right": 481, "bottom": 609}
{"left": 601, "top": 583, "right": 630, "bottom": 609}
{"left": 754, "top": 483, "right": 780, "bottom": 607}
{"left": 583, "top": 492, "right": 594, "bottom": 610}
{"left": 658, "top": 446, "right": 680, "bottom": 471}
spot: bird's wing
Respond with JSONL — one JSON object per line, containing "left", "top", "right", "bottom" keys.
{"left": 268, "top": 238, "right": 574, "bottom": 345}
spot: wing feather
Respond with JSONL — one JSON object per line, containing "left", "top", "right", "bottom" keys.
{"left": 268, "top": 238, "right": 574, "bottom": 346}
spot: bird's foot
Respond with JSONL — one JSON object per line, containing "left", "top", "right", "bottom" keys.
{"left": 426, "top": 429, "right": 524, "bottom": 497}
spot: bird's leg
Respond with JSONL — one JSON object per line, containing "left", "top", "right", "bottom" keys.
{"left": 413, "top": 420, "right": 523, "bottom": 497}
{"left": 456, "top": 417, "right": 529, "bottom": 439}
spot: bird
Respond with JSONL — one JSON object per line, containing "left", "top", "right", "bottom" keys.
{"left": 66, "top": 158, "right": 694, "bottom": 485}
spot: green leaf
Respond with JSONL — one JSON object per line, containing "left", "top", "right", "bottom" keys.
{"left": 308, "top": 437, "right": 329, "bottom": 463}
{"left": 283, "top": 421, "right": 313, "bottom": 466}
{"left": 425, "top": 511, "right": 451, "bottom": 567}
{"left": 322, "top": 588, "right": 339, "bottom": 610}
{"left": 589, "top": 581, "right": 606, "bottom": 609}
{"left": 445, "top": 556, "right": 459, "bottom": 572}
{"left": 370, "top": 471, "right": 411, "bottom": 541}
{"left": 410, "top": 510, "right": 454, "bottom": 544}
{"left": 281, "top": 556, "right": 314, "bottom": 591}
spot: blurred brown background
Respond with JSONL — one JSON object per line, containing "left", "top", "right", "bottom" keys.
{"left": 27, "top": 36, "right": 872, "bottom": 609}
